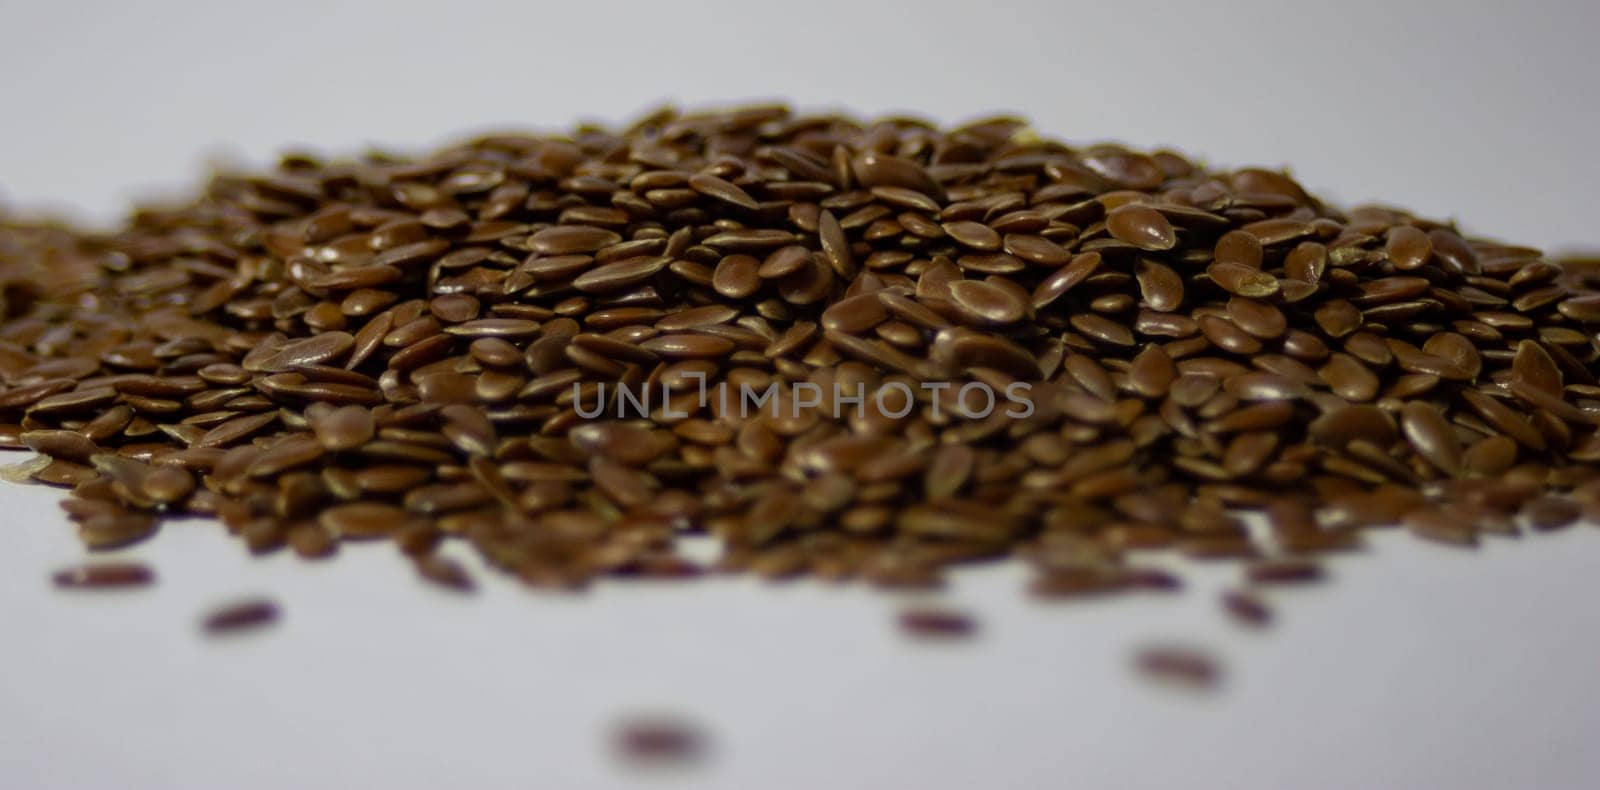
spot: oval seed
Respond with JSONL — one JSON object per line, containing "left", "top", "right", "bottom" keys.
{"left": 924, "top": 444, "right": 975, "bottom": 499}
{"left": 1031, "top": 252, "right": 1101, "bottom": 309}
{"left": 1136, "top": 259, "right": 1184, "bottom": 312}
{"left": 320, "top": 501, "right": 408, "bottom": 539}
{"left": 247, "top": 332, "right": 355, "bottom": 372}
{"left": 52, "top": 562, "right": 155, "bottom": 590}
{"left": 641, "top": 334, "right": 737, "bottom": 359}
{"left": 687, "top": 172, "right": 758, "bottom": 210}
{"left": 573, "top": 256, "right": 671, "bottom": 293}
{"left": 201, "top": 598, "right": 280, "bottom": 635}
{"left": 21, "top": 429, "right": 100, "bottom": 463}
{"left": 1128, "top": 344, "right": 1177, "bottom": 398}
{"left": 817, "top": 212, "right": 857, "bottom": 278}
{"left": 1246, "top": 559, "right": 1324, "bottom": 585}
{"left": 613, "top": 717, "right": 708, "bottom": 767}
{"left": 1214, "top": 230, "right": 1264, "bottom": 268}
{"left": 1385, "top": 226, "right": 1433, "bottom": 270}
{"left": 1225, "top": 297, "right": 1287, "bottom": 339}
{"left": 710, "top": 254, "right": 762, "bottom": 300}
{"left": 1221, "top": 590, "right": 1271, "bottom": 627}
{"left": 311, "top": 406, "right": 376, "bottom": 451}
{"left": 897, "top": 608, "right": 978, "bottom": 639}
{"left": 1207, "top": 262, "right": 1279, "bottom": 298}
{"left": 1522, "top": 496, "right": 1580, "bottom": 531}
{"left": 141, "top": 466, "right": 195, "bottom": 504}
{"left": 1319, "top": 353, "right": 1379, "bottom": 402}
{"left": 415, "top": 555, "right": 477, "bottom": 592}
{"left": 1003, "top": 234, "right": 1070, "bottom": 267}
{"left": 948, "top": 280, "right": 1026, "bottom": 325}
{"left": 820, "top": 293, "right": 889, "bottom": 334}
{"left": 941, "top": 221, "right": 1002, "bottom": 251}
{"left": 1106, "top": 205, "right": 1177, "bottom": 251}
{"left": 1134, "top": 645, "right": 1220, "bottom": 690}
{"left": 1401, "top": 402, "right": 1463, "bottom": 476}
{"left": 529, "top": 225, "right": 620, "bottom": 255}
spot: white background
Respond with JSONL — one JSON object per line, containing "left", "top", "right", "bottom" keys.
{"left": 2, "top": 1, "right": 1599, "bottom": 788}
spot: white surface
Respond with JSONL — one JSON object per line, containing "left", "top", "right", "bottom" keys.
{"left": 4, "top": 474, "right": 1600, "bottom": 790}
{"left": 3, "top": 1, "right": 1600, "bottom": 788}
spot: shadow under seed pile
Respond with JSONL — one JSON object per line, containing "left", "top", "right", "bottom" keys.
{"left": 2, "top": 105, "right": 1600, "bottom": 594}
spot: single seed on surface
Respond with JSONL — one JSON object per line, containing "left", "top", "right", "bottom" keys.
{"left": 1245, "top": 560, "right": 1325, "bottom": 585}
{"left": 1134, "top": 645, "right": 1221, "bottom": 690}
{"left": 51, "top": 562, "right": 155, "bottom": 590}
{"left": 897, "top": 608, "right": 979, "bottom": 639}
{"left": 200, "top": 598, "right": 280, "bottom": 636}
{"left": 613, "top": 717, "right": 708, "bottom": 767}
{"left": 1221, "top": 590, "right": 1272, "bottom": 627}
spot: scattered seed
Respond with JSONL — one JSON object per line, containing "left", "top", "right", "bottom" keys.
{"left": 201, "top": 598, "right": 280, "bottom": 636}
{"left": 1245, "top": 560, "right": 1325, "bottom": 586}
{"left": 897, "top": 608, "right": 979, "bottom": 639}
{"left": 613, "top": 717, "right": 708, "bottom": 768}
{"left": 415, "top": 555, "right": 476, "bottom": 592}
{"left": 1220, "top": 590, "right": 1272, "bottom": 627}
{"left": 1134, "top": 645, "right": 1221, "bottom": 690}
{"left": 51, "top": 562, "right": 155, "bottom": 590}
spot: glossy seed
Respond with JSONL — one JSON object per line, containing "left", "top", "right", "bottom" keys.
{"left": 820, "top": 293, "right": 888, "bottom": 334}
{"left": 141, "top": 466, "right": 195, "bottom": 504}
{"left": 712, "top": 254, "right": 761, "bottom": 298}
{"left": 573, "top": 256, "right": 671, "bottom": 293}
{"left": 21, "top": 429, "right": 100, "bottom": 463}
{"left": 1207, "top": 262, "right": 1279, "bottom": 298}
{"left": 640, "top": 334, "right": 737, "bottom": 359}
{"left": 529, "top": 225, "right": 620, "bottom": 255}
{"left": 1071, "top": 313, "right": 1135, "bottom": 347}
{"left": 1385, "top": 226, "right": 1433, "bottom": 270}
{"left": 247, "top": 332, "right": 355, "bottom": 372}
{"left": 1319, "top": 353, "right": 1379, "bottom": 402}
{"left": 1136, "top": 259, "right": 1184, "bottom": 312}
{"left": 1031, "top": 252, "right": 1101, "bottom": 309}
{"left": 687, "top": 173, "right": 758, "bottom": 210}
{"left": 1511, "top": 339, "right": 1562, "bottom": 396}
{"left": 1128, "top": 344, "right": 1177, "bottom": 398}
{"left": 1003, "top": 234, "right": 1070, "bottom": 267}
{"left": 1401, "top": 402, "right": 1463, "bottom": 476}
{"left": 319, "top": 501, "right": 407, "bottom": 539}
{"left": 948, "top": 280, "right": 1026, "bottom": 325}
{"left": 941, "top": 221, "right": 1002, "bottom": 251}
{"left": 1106, "top": 204, "right": 1177, "bottom": 250}
{"left": 1214, "top": 230, "right": 1264, "bottom": 268}
{"left": 817, "top": 212, "right": 857, "bottom": 278}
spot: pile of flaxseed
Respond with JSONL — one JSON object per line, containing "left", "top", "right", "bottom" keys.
{"left": 3, "top": 104, "right": 1599, "bottom": 604}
